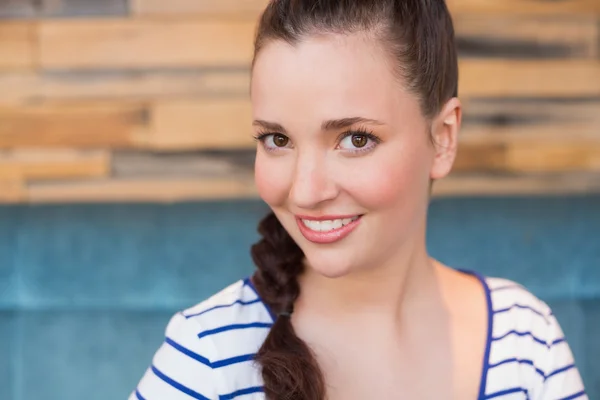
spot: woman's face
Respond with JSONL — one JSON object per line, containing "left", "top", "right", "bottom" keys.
{"left": 251, "top": 33, "right": 459, "bottom": 278}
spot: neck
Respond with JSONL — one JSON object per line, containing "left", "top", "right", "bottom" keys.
{"left": 295, "top": 229, "right": 444, "bottom": 324}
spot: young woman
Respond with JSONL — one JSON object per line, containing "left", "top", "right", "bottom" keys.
{"left": 130, "top": 1, "right": 586, "bottom": 399}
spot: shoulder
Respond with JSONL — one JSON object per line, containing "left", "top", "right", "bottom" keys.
{"left": 482, "top": 276, "right": 586, "bottom": 399}
{"left": 132, "top": 279, "right": 273, "bottom": 400}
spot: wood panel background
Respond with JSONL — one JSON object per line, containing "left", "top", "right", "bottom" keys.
{"left": 0, "top": 0, "right": 599, "bottom": 203}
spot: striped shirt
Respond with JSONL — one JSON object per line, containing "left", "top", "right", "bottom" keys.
{"left": 130, "top": 272, "right": 587, "bottom": 400}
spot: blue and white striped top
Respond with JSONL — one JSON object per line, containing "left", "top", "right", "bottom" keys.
{"left": 130, "top": 273, "right": 587, "bottom": 400}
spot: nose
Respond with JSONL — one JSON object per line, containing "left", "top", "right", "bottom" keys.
{"left": 289, "top": 151, "right": 338, "bottom": 209}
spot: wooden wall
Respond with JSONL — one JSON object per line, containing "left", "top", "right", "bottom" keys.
{"left": 0, "top": 0, "right": 599, "bottom": 203}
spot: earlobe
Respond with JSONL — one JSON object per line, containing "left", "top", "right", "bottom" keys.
{"left": 430, "top": 98, "right": 461, "bottom": 180}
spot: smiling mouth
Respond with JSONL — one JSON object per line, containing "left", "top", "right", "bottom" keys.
{"left": 299, "top": 216, "right": 360, "bottom": 232}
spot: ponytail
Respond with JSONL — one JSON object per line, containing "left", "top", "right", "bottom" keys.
{"left": 250, "top": 212, "right": 326, "bottom": 399}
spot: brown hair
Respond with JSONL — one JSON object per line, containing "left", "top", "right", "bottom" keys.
{"left": 250, "top": 1, "right": 458, "bottom": 398}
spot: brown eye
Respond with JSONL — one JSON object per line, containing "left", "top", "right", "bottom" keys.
{"left": 273, "top": 134, "right": 289, "bottom": 147}
{"left": 351, "top": 134, "right": 368, "bottom": 148}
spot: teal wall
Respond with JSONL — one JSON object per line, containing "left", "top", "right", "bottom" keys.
{"left": 0, "top": 196, "right": 598, "bottom": 399}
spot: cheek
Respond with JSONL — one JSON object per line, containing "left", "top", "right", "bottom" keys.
{"left": 254, "top": 152, "right": 291, "bottom": 206}
{"left": 344, "top": 144, "right": 431, "bottom": 210}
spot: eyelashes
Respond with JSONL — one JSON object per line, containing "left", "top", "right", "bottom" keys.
{"left": 253, "top": 128, "right": 382, "bottom": 155}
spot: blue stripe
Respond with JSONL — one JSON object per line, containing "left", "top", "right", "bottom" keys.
{"left": 491, "top": 284, "right": 522, "bottom": 292}
{"left": 488, "top": 358, "right": 545, "bottom": 378}
{"left": 492, "top": 330, "right": 548, "bottom": 346}
{"left": 151, "top": 365, "right": 211, "bottom": 400}
{"left": 198, "top": 323, "right": 273, "bottom": 339}
{"left": 484, "top": 387, "right": 528, "bottom": 399}
{"left": 135, "top": 390, "right": 146, "bottom": 400}
{"left": 553, "top": 337, "right": 566, "bottom": 346}
{"left": 219, "top": 386, "right": 264, "bottom": 400}
{"left": 212, "top": 353, "right": 256, "bottom": 368}
{"left": 166, "top": 337, "right": 211, "bottom": 366}
{"left": 244, "top": 277, "right": 277, "bottom": 322}
{"left": 558, "top": 390, "right": 586, "bottom": 400}
{"left": 185, "top": 298, "right": 262, "bottom": 319}
{"left": 166, "top": 337, "right": 255, "bottom": 368}
{"left": 494, "top": 304, "right": 548, "bottom": 320}
{"left": 545, "top": 364, "right": 575, "bottom": 381}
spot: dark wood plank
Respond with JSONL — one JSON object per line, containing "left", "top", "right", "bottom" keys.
{"left": 0, "top": 0, "right": 35, "bottom": 18}
{"left": 447, "top": 0, "right": 600, "bottom": 15}
{"left": 455, "top": 15, "right": 599, "bottom": 59}
{"left": 39, "top": 0, "right": 129, "bottom": 17}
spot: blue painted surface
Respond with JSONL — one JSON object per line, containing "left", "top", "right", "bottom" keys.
{"left": 0, "top": 196, "right": 598, "bottom": 399}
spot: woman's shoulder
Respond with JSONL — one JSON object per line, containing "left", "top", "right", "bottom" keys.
{"left": 480, "top": 276, "right": 586, "bottom": 399}
{"left": 131, "top": 279, "right": 272, "bottom": 400}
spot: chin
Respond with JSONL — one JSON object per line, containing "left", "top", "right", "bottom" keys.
{"left": 302, "top": 248, "right": 357, "bottom": 279}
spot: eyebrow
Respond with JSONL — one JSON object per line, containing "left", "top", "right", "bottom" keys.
{"left": 252, "top": 117, "right": 385, "bottom": 133}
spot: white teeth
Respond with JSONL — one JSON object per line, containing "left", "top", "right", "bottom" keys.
{"left": 301, "top": 216, "right": 359, "bottom": 232}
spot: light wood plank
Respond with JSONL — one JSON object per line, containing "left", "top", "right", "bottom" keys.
{"left": 455, "top": 15, "right": 599, "bottom": 58}
{"left": 0, "top": 23, "right": 35, "bottom": 70}
{"left": 459, "top": 60, "right": 600, "bottom": 98}
{"left": 0, "top": 149, "right": 110, "bottom": 180}
{"left": 21, "top": 172, "right": 600, "bottom": 203}
{"left": 0, "top": 179, "right": 25, "bottom": 203}
{"left": 39, "top": 19, "right": 256, "bottom": 70}
{"left": 0, "top": 70, "right": 250, "bottom": 105}
{"left": 447, "top": 0, "right": 600, "bottom": 15}
{"left": 136, "top": 99, "right": 255, "bottom": 150}
{"left": 0, "top": 103, "right": 148, "bottom": 149}
{"left": 133, "top": 0, "right": 269, "bottom": 16}
{"left": 26, "top": 178, "right": 259, "bottom": 203}
{"left": 433, "top": 173, "right": 600, "bottom": 197}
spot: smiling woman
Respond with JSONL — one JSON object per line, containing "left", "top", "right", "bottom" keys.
{"left": 130, "top": 1, "right": 587, "bottom": 400}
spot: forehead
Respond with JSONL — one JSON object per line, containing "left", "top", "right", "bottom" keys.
{"left": 251, "top": 33, "right": 411, "bottom": 123}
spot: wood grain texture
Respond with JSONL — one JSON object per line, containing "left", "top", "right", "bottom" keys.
{"left": 0, "top": 149, "right": 110, "bottom": 180}
{"left": 459, "top": 60, "right": 600, "bottom": 97}
{"left": 455, "top": 15, "right": 600, "bottom": 59}
{"left": 26, "top": 178, "right": 259, "bottom": 203}
{"left": 0, "top": 70, "right": 250, "bottom": 104}
{"left": 0, "top": 103, "right": 148, "bottom": 149}
{"left": 132, "top": 0, "right": 269, "bottom": 16}
{"left": 136, "top": 99, "right": 255, "bottom": 150}
{"left": 433, "top": 173, "right": 600, "bottom": 197}
{"left": 447, "top": 0, "right": 600, "bottom": 15}
{"left": 39, "top": 19, "right": 256, "bottom": 69}
{"left": 0, "top": 23, "right": 35, "bottom": 70}
{"left": 0, "top": 0, "right": 35, "bottom": 18}
{"left": 39, "top": 0, "right": 128, "bottom": 17}
{"left": 0, "top": 179, "right": 25, "bottom": 203}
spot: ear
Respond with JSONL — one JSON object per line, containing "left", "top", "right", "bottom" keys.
{"left": 430, "top": 97, "right": 461, "bottom": 180}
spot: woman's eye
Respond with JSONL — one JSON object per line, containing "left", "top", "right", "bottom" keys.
{"left": 272, "top": 134, "right": 289, "bottom": 147}
{"left": 339, "top": 134, "right": 370, "bottom": 150}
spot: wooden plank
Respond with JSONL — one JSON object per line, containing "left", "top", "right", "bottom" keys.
{"left": 459, "top": 60, "right": 600, "bottom": 98}
{"left": 447, "top": 0, "right": 600, "bottom": 15}
{"left": 26, "top": 178, "right": 259, "bottom": 203}
{"left": 0, "top": 149, "right": 110, "bottom": 180}
{"left": 433, "top": 173, "right": 600, "bottom": 197}
{"left": 112, "top": 150, "right": 254, "bottom": 178}
{"left": 21, "top": 172, "right": 600, "bottom": 203}
{"left": 39, "top": 19, "right": 256, "bottom": 70}
{"left": 0, "top": 179, "right": 25, "bottom": 203}
{"left": 0, "top": 70, "right": 250, "bottom": 104}
{"left": 39, "top": 0, "right": 128, "bottom": 17}
{"left": 455, "top": 15, "right": 599, "bottom": 58}
{"left": 132, "top": 0, "right": 269, "bottom": 16}
{"left": 0, "top": 23, "right": 35, "bottom": 70}
{"left": 136, "top": 99, "right": 255, "bottom": 150}
{"left": 0, "top": 0, "right": 35, "bottom": 18}
{"left": 0, "top": 103, "right": 148, "bottom": 149}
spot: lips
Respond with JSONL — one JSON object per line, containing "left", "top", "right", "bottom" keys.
{"left": 296, "top": 214, "right": 362, "bottom": 244}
